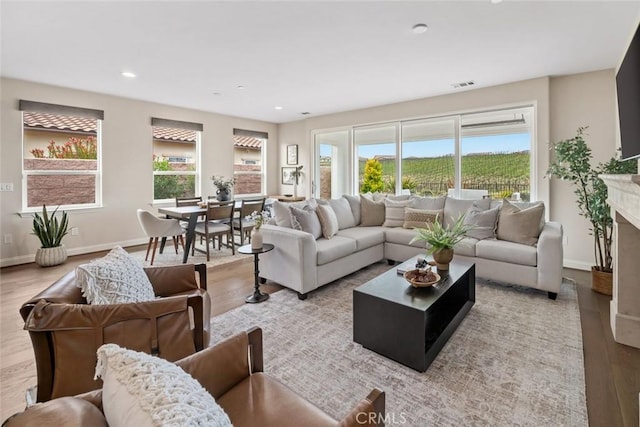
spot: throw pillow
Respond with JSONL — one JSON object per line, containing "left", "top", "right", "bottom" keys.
{"left": 383, "top": 199, "right": 414, "bottom": 227}
{"left": 96, "top": 343, "right": 231, "bottom": 427}
{"left": 443, "top": 197, "right": 491, "bottom": 229}
{"left": 272, "top": 200, "right": 308, "bottom": 228}
{"left": 75, "top": 246, "right": 155, "bottom": 305}
{"left": 464, "top": 206, "right": 500, "bottom": 240}
{"left": 289, "top": 205, "right": 322, "bottom": 239}
{"left": 403, "top": 208, "right": 443, "bottom": 229}
{"left": 359, "top": 195, "right": 386, "bottom": 226}
{"left": 496, "top": 199, "right": 545, "bottom": 246}
{"left": 318, "top": 197, "right": 356, "bottom": 230}
{"left": 386, "top": 194, "right": 413, "bottom": 201}
{"left": 413, "top": 195, "right": 446, "bottom": 210}
{"left": 343, "top": 194, "right": 361, "bottom": 226}
{"left": 316, "top": 204, "right": 339, "bottom": 239}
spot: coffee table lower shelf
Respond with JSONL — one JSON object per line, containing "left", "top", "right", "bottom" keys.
{"left": 353, "top": 258, "right": 475, "bottom": 372}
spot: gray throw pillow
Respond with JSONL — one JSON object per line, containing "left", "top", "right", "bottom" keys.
{"left": 464, "top": 206, "right": 500, "bottom": 240}
{"left": 289, "top": 205, "right": 322, "bottom": 239}
{"left": 316, "top": 204, "right": 339, "bottom": 239}
{"left": 413, "top": 195, "right": 446, "bottom": 210}
{"left": 496, "top": 199, "right": 545, "bottom": 246}
{"left": 318, "top": 197, "right": 356, "bottom": 230}
{"left": 343, "top": 195, "right": 361, "bottom": 226}
{"left": 359, "top": 195, "right": 385, "bottom": 226}
{"left": 272, "top": 199, "right": 314, "bottom": 228}
{"left": 443, "top": 197, "right": 491, "bottom": 228}
{"left": 383, "top": 199, "right": 414, "bottom": 227}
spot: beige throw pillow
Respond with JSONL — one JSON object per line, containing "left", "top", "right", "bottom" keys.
{"left": 359, "top": 195, "right": 385, "bottom": 226}
{"left": 316, "top": 204, "right": 339, "bottom": 239}
{"left": 383, "top": 199, "right": 414, "bottom": 227}
{"left": 403, "top": 208, "right": 443, "bottom": 229}
{"left": 496, "top": 199, "right": 545, "bottom": 246}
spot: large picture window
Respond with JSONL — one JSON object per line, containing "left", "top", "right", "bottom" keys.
{"left": 152, "top": 118, "right": 201, "bottom": 202}
{"left": 233, "top": 129, "right": 266, "bottom": 196}
{"left": 21, "top": 100, "right": 103, "bottom": 211}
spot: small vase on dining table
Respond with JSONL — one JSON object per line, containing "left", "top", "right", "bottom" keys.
{"left": 251, "top": 228, "right": 263, "bottom": 250}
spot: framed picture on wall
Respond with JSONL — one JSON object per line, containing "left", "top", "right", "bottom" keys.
{"left": 287, "top": 144, "right": 298, "bottom": 165}
{"left": 282, "top": 167, "right": 296, "bottom": 185}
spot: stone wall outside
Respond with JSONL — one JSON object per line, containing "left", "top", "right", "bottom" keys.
{"left": 25, "top": 159, "right": 97, "bottom": 207}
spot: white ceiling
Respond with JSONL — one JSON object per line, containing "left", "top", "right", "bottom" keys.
{"left": 2, "top": 1, "right": 639, "bottom": 124}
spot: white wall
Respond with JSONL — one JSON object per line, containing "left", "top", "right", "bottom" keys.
{"left": 0, "top": 78, "right": 278, "bottom": 266}
{"left": 279, "top": 71, "right": 621, "bottom": 270}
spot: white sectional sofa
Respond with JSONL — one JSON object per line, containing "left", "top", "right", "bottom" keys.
{"left": 259, "top": 194, "right": 563, "bottom": 301}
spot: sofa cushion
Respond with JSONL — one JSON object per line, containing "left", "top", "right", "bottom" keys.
{"left": 343, "top": 195, "right": 361, "bottom": 226}
{"left": 382, "top": 199, "right": 414, "bottom": 227}
{"left": 318, "top": 197, "right": 356, "bottom": 230}
{"left": 385, "top": 227, "right": 428, "bottom": 249}
{"left": 496, "top": 199, "right": 544, "bottom": 246}
{"left": 316, "top": 204, "right": 339, "bottom": 239}
{"left": 289, "top": 205, "right": 322, "bottom": 239}
{"left": 454, "top": 237, "right": 479, "bottom": 257}
{"left": 403, "top": 207, "right": 443, "bottom": 229}
{"left": 336, "top": 226, "right": 385, "bottom": 251}
{"left": 272, "top": 200, "right": 310, "bottom": 228}
{"left": 386, "top": 194, "right": 413, "bottom": 201}
{"left": 360, "top": 196, "right": 385, "bottom": 226}
{"left": 413, "top": 195, "right": 446, "bottom": 210}
{"left": 217, "top": 373, "right": 335, "bottom": 427}
{"left": 75, "top": 246, "right": 155, "bottom": 305}
{"left": 316, "top": 236, "right": 358, "bottom": 265}
{"left": 96, "top": 343, "right": 231, "bottom": 427}
{"left": 476, "top": 239, "right": 537, "bottom": 267}
{"left": 464, "top": 206, "right": 500, "bottom": 240}
{"left": 443, "top": 197, "right": 491, "bottom": 229}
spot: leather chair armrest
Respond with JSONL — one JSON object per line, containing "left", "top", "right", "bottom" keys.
{"left": 75, "top": 389, "right": 104, "bottom": 412}
{"left": 176, "top": 329, "right": 256, "bottom": 399}
{"left": 338, "top": 389, "right": 385, "bottom": 427}
{"left": 145, "top": 263, "right": 207, "bottom": 296}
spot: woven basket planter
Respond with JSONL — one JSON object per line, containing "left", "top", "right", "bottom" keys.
{"left": 35, "top": 245, "right": 68, "bottom": 267}
{"left": 591, "top": 266, "right": 613, "bottom": 296}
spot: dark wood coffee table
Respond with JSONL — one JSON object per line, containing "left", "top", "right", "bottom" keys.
{"left": 353, "top": 256, "right": 475, "bottom": 372}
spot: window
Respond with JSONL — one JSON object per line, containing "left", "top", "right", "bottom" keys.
{"left": 312, "top": 105, "right": 534, "bottom": 200}
{"left": 21, "top": 100, "right": 103, "bottom": 211}
{"left": 151, "top": 118, "right": 202, "bottom": 202}
{"left": 233, "top": 129, "right": 266, "bottom": 196}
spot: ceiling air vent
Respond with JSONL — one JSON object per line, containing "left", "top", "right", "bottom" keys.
{"left": 300, "top": 112, "right": 311, "bottom": 115}
{"left": 452, "top": 81, "right": 476, "bottom": 89}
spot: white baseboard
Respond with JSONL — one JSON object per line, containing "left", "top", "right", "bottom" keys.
{"left": 563, "top": 258, "right": 592, "bottom": 271}
{"left": 0, "top": 238, "right": 148, "bottom": 268}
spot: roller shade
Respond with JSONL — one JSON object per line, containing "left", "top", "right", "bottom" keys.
{"left": 19, "top": 100, "right": 104, "bottom": 120}
{"left": 151, "top": 117, "right": 203, "bottom": 131}
{"left": 233, "top": 128, "right": 268, "bottom": 139}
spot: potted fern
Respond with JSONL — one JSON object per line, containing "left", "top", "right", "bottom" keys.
{"left": 547, "top": 127, "right": 638, "bottom": 294}
{"left": 33, "top": 205, "right": 69, "bottom": 267}
{"left": 409, "top": 214, "right": 474, "bottom": 270}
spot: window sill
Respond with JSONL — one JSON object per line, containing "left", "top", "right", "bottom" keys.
{"left": 18, "top": 204, "right": 104, "bottom": 217}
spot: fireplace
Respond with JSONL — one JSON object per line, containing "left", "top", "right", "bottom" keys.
{"left": 599, "top": 174, "right": 640, "bottom": 349}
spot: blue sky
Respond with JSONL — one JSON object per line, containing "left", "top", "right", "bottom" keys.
{"left": 320, "top": 133, "right": 530, "bottom": 158}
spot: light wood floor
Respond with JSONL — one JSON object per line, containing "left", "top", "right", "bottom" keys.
{"left": 1, "top": 251, "right": 638, "bottom": 425}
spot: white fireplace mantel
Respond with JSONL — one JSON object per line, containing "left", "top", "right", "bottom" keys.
{"left": 600, "top": 174, "right": 640, "bottom": 349}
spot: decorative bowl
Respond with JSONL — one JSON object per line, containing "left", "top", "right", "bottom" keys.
{"left": 403, "top": 269, "right": 441, "bottom": 288}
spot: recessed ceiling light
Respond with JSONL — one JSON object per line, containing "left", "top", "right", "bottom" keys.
{"left": 237, "top": 85, "right": 245, "bottom": 90}
{"left": 121, "top": 71, "right": 136, "bottom": 78}
{"left": 275, "top": 106, "right": 283, "bottom": 110}
{"left": 412, "top": 24, "right": 428, "bottom": 34}
{"left": 491, "top": 0, "right": 503, "bottom": 4}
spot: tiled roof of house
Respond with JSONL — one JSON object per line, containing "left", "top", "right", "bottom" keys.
{"left": 23, "top": 112, "right": 97, "bottom": 133}
{"left": 153, "top": 126, "right": 197, "bottom": 142}
{"left": 233, "top": 135, "right": 262, "bottom": 149}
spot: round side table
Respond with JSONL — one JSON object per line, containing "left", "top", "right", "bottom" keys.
{"left": 238, "top": 243, "right": 274, "bottom": 303}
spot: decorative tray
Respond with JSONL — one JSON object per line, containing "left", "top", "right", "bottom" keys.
{"left": 403, "top": 269, "right": 441, "bottom": 288}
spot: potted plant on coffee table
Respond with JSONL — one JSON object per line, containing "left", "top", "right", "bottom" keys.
{"left": 547, "top": 126, "right": 638, "bottom": 295}
{"left": 33, "top": 205, "right": 69, "bottom": 267}
{"left": 409, "top": 214, "right": 474, "bottom": 270}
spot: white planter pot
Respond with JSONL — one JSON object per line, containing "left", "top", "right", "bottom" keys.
{"left": 35, "top": 245, "right": 68, "bottom": 267}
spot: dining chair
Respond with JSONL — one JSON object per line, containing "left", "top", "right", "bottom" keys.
{"left": 175, "top": 196, "right": 203, "bottom": 207}
{"left": 232, "top": 198, "right": 266, "bottom": 245}
{"left": 194, "top": 200, "right": 236, "bottom": 260}
{"left": 136, "top": 209, "right": 185, "bottom": 265}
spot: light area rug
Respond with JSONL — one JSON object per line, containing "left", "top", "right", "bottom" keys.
{"left": 210, "top": 261, "right": 587, "bottom": 426}
{"left": 126, "top": 240, "right": 250, "bottom": 269}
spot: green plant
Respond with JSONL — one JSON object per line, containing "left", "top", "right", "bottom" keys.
{"left": 547, "top": 127, "right": 637, "bottom": 272}
{"left": 361, "top": 159, "right": 384, "bottom": 193}
{"left": 153, "top": 158, "right": 195, "bottom": 199}
{"left": 409, "top": 214, "right": 474, "bottom": 253}
{"left": 383, "top": 176, "right": 418, "bottom": 193}
{"left": 291, "top": 165, "right": 304, "bottom": 184}
{"left": 32, "top": 205, "right": 69, "bottom": 248}
{"left": 31, "top": 137, "right": 97, "bottom": 159}
{"left": 211, "top": 175, "right": 235, "bottom": 192}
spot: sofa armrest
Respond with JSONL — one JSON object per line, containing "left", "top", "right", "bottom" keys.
{"left": 536, "top": 221, "right": 564, "bottom": 292}
{"left": 176, "top": 329, "right": 254, "bottom": 399}
{"left": 338, "top": 388, "right": 386, "bottom": 427}
{"left": 260, "top": 224, "right": 318, "bottom": 294}
{"left": 145, "top": 263, "right": 207, "bottom": 296}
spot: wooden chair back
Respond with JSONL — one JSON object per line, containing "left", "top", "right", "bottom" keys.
{"left": 176, "top": 196, "right": 202, "bottom": 207}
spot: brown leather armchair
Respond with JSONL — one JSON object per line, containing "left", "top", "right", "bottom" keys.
{"left": 3, "top": 328, "right": 386, "bottom": 427}
{"left": 19, "top": 263, "right": 210, "bottom": 403}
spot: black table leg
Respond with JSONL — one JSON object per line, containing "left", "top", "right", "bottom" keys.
{"left": 246, "top": 253, "right": 269, "bottom": 303}
{"left": 182, "top": 213, "right": 199, "bottom": 264}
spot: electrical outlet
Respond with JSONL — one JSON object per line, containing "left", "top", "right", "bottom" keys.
{"left": 3, "top": 234, "right": 12, "bottom": 244}
{"left": 71, "top": 227, "right": 79, "bottom": 236}
{"left": 0, "top": 183, "right": 14, "bottom": 192}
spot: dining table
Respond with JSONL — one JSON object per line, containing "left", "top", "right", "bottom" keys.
{"left": 158, "top": 201, "right": 242, "bottom": 263}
